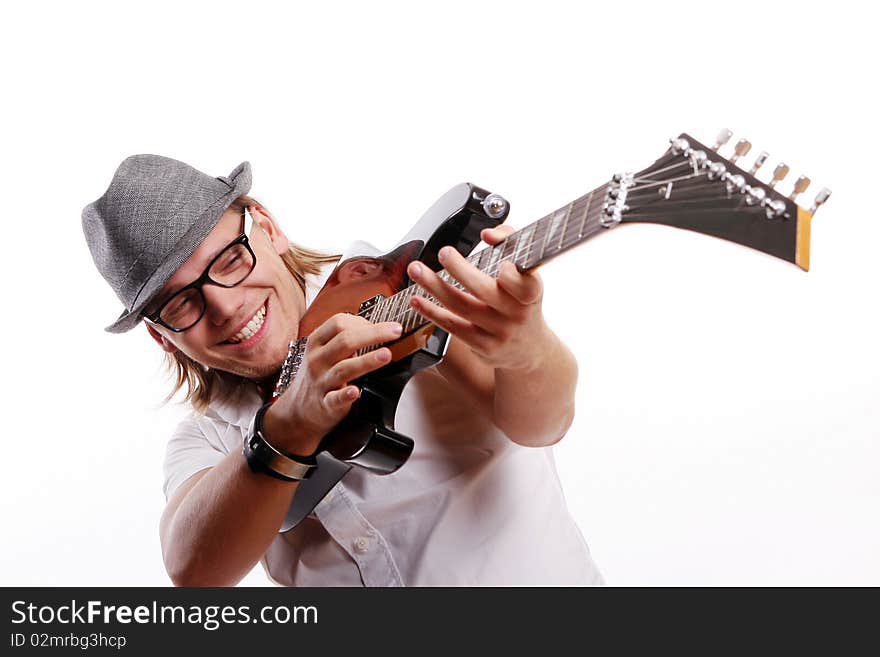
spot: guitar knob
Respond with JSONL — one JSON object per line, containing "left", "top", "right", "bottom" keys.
{"left": 768, "top": 162, "right": 790, "bottom": 188}
{"left": 726, "top": 174, "right": 746, "bottom": 193}
{"left": 810, "top": 188, "right": 832, "bottom": 214}
{"left": 670, "top": 138, "right": 690, "bottom": 154}
{"left": 749, "top": 151, "right": 769, "bottom": 174}
{"left": 712, "top": 129, "right": 733, "bottom": 151}
{"left": 746, "top": 187, "right": 767, "bottom": 206}
{"left": 730, "top": 139, "right": 752, "bottom": 164}
{"left": 766, "top": 199, "right": 788, "bottom": 219}
{"left": 690, "top": 150, "right": 708, "bottom": 167}
{"left": 788, "top": 176, "right": 811, "bottom": 201}
{"left": 708, "top": 162, "right": 727, "bottom": 180}
{"left": 481, "top": 194, "right": 508, "bottom": 219}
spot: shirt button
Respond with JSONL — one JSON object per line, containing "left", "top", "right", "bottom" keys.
{"left": 353, "top": 536, "right": 371, "bottom": 554}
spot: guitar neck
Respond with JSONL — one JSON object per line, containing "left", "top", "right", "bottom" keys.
{"left": 466, "top": 182, "right": 611, "bottom": 273}
{"left": 373, "top": 182, "right": 611, "bottom": 334}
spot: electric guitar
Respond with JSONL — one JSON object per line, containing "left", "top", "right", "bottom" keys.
{"left": 274, "top": 129, "right": 832, "bottom": 532}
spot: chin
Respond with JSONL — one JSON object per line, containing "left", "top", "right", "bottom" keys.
{"left": 236, "top": 340, "right": 291, "bottom": 381}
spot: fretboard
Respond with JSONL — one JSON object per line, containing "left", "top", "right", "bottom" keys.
{"left": 365, "top": 183, "right": 610, "bottom": 335}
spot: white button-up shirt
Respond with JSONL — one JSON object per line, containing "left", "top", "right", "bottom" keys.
{"left": 162, "top": 249, "right": 603, "bottom": 586}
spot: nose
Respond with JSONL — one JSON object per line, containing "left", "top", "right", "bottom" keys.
{"left": 202, "top": 284, "right": 245, "bottom": 326}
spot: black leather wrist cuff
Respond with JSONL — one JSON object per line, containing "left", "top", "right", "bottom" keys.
{"left": 243, "top": 402, "right": 317, "bottom": 481}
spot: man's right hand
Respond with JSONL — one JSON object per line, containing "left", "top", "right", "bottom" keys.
{"left": 261, "top": 314, "right": 403, "bottom": 456}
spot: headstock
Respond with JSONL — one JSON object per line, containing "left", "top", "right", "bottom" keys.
{"left": 608, "top": 130, "right": 831, "bottom": 270}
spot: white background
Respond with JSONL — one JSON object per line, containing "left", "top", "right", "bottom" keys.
{"left": 2, "top": 1, "right": 877, "bottom": 586}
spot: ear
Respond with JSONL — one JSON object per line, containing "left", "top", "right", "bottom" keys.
{"left": 145, "top": 323, "right": 179, "bottom": 354}
{"left": 249, "top": 204, "right": 290, "bottom": 255}
{"left": 336, "top": 259, "right": 385, "bottom": 284}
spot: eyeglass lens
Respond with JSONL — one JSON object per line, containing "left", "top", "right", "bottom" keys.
{"left": 160, "top": 242, "right": 254, "bottom": 329}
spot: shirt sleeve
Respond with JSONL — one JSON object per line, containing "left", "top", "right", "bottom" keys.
{"left": 162, "top": 411, "right": 233, "bottom": 502}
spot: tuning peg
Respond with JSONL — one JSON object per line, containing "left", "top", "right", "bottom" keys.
{"left": 712, "top": 129, "right": 733, "bottom": 151}
{"left": 810, "top": 188, "right": 832, "bottom": 214}
{"left": 788, "top": 176, "right": 811, "bottom": 201}
{"left": 749, "top": 151, "right": 769, "bottom": 174}
{"left": 730, "top": 139, "right": 752, "bottom": 164}
{"left": 768, "top": 162, "right": 790, "bottom": 188}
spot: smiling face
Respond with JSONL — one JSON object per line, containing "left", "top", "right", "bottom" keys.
{"left": 144, "top": 203, "right": 306, "bottom": 381}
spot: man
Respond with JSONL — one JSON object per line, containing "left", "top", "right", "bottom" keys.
{"left": 83, "top": 155, "right": 603, "bottom": 586}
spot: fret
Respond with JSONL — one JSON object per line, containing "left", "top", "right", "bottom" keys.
{"left": 402, "top": 286, "right": 416, "bottom": 332}
{"left": 524, "top": 220, "right": 546, "bottom": 270}
{"left": 560, "top": 196, "right": 586, "bottom": 252}
{"left": 371, "top": 298, "right": 383, "bottom": 324}
{"left": 418, "top": 287, "right": 434, "bottom": 310}
{"left": 377, "top": 297, "right": 389, "bottom": 323}
{"left": 556, "top": 201, "right": 574, "bottom": 251}
{"left": 398, "top": 289, "right": 410, "bottom": 322}
{"left": 410, "top": 286, "right": 423, "bottom": 331}
{"left": 389, "top": 290, "right": 403, "bottom": 323}
{"left": 514, "top": 224, "right": 535, "bottom": 269}
{"left": 487, "top": 244, "right": 503, "bottom": 277}
{"left": 578, "top": 189, "right": 594, "bottom": 239}
{"left": 384, "top": 295, "right": 395, "bottom": 322}
{"left": 546, "top": 208, "right": 566, "bottom": 251}
{"left": 477, "top": 246, "right": 492, "bottom": 272}
{"left": 400, "top": 298, "right": 411, "bottom": 332}
{"left": 538, "top": 213, "right": 555, "bottom": 262}
{"left": 439, "top": 269, "right": 458, "bottom": 293}
{"left": 496, "top": 235, "right": 517, "bottom": 277}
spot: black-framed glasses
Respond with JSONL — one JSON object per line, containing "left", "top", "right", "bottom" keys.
{"left": 146, "top": 209, "right": 257, "bottom": 332}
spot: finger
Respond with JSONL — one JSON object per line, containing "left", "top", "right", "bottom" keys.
{"left": 317, "top": 321, "right": 402, "bottom": 365}
{"left": 496, "top": 261, "right": 543, "bottom": 305}
{"left": 480, "top": 225, "right": 516, "bottom": 245}
{"left": 308, "top": 312, "right": 365, "bottom": 347}
{"left": 409, "top": 295, "right": 497, "bottom": 354}
{"left": 323, "top": 385, "right": 360, "bottom": 410}
{"left": 407, "top": 260, "right": 510, "bottom": 334}
{"left": 437, "top": 247, "right": 522, "bottom": 315}
{"left": 325, "top": 347, "right": 392, "bottom": 388}
{"left": 408, "top": 260, "right": 489, "bottom": 315}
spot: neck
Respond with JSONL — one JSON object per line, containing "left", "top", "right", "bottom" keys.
{"left": 366, "top": 183, "right": 610, "bottom": 332}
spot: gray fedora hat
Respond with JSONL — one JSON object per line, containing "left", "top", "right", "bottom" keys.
{"left": 82, "top": 155, "right": 252, "bottom": 333}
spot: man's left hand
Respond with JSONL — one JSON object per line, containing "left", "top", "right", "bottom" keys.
{"left": 406, "top": 225, "right": 551, "bottom": 373}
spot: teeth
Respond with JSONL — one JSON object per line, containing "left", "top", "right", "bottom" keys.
{"left": 226, "top": 305, "right": 266, "bottom": 344}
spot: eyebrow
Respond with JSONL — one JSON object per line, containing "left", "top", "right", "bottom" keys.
{"left": 147, "top": 217, "right": 246, "bottom": 313}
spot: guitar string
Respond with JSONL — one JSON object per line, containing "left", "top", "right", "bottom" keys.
{"left": 620, "top": 172, "right": 772, "bottom": 206}
{"left": 626, "top": 172, "right": 704, "bottom": 192}
{"left": 623, "top": 184, "right": 764, "bottom": 207}
{"left": 633, "top": 155, "right": 759, "bottom": 182}
{"left": 632, "top": 159, "right": 692, "bottom": 178}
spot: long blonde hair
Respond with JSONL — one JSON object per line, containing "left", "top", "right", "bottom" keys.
{"left": 162, "top": 195, "right": 339, "bottom": 412}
